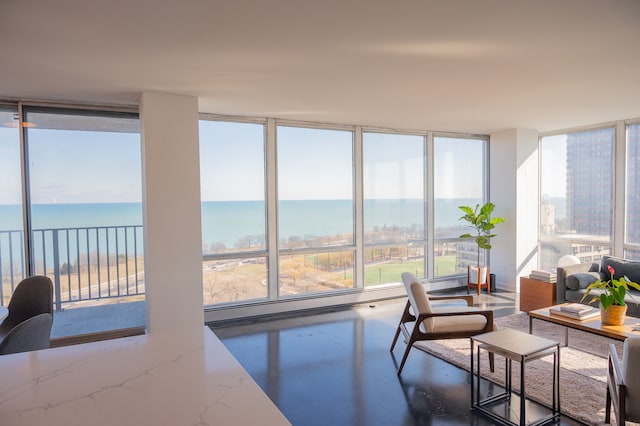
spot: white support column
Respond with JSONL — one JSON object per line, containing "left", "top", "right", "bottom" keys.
{"left": 426, "top": 132, "right": 435, "bottom": 280}
{"left": 266, "top": 118, "right": 279, "bottom": 299}
{"left": 140, "top": 92, "right": 204, "bottom": 333}
{"left": 354, "top": 126, "right": 364, "bottom": 288}
{"left": 490, "top": 129, "right": 539, "bottom": 292}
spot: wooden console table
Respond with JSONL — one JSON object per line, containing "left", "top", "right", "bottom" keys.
{"left": 520, "top": 277, "right": 556, "bottom": 312}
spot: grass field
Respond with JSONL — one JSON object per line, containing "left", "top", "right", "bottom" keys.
{"left": 11, "top": 252, "right": 461, "bottom": 307}
{"left": 363, "top": 260, "right": 423, "bottom": 285}
{"left": 362, "top": 255, "right": 457, "bottom": 285}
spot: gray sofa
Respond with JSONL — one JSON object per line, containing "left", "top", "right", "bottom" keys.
{"left": 556, "top": 255, "right": 640, "bottom": 317}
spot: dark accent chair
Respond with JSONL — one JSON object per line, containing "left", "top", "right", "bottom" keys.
{"left": 390, "top": 272, "right": 495, "bottom": 375}
{"left": 0, "top": 313, "right": 53, "bottom": 355}
{"left": 0, "top": 276, "right": 54, "bottom": 355}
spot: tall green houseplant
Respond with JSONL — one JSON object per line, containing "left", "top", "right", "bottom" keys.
{"left": 459, "top": 202, "right": 505, "bottom": 269}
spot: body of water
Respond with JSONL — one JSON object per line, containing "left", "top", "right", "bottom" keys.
{"left": 0, "top": 198, "right": 494, "bottom": 254}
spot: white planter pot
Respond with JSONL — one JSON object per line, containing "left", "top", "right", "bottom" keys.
{"left": 469, "top": 266, "right": 489, "bottom": 284}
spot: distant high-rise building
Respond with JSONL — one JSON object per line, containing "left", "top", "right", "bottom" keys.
{"left": 566, "top": 128, "right": 615, "bottom": 238}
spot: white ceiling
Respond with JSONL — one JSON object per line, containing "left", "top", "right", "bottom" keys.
{"left": 1, "top": 0, "right": 639, "bottom": 134}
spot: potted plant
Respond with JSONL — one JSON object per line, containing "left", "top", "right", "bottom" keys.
{"left": 459, "top": 202, "right": 505, "bottom": 293}
{"left": 580, "top": 265, "right": 640, "bottom": 325}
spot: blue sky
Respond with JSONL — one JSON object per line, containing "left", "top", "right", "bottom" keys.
{"left": 199, "top": 120, "right": 266, "bottom": 202}
{"left": 363, "top": 132, "right": 424, "bottom": 200}
{"left": 2, "top": 116, "right": 488, "bottom": 205}
{"left": 200, "top": 122, "right": 487, "bottom": 201}
{"left": 29, "top": 129, "right": 142, "bottom": 204}
{"left": 0, "top": 129, "right": 142, "bottom": 205}
{"left": 434, "top": 136, "right": 484, "bottom": 199}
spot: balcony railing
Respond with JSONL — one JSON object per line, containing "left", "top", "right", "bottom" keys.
{"left": 0, "top": 225, "right": 145, "bottom": 310}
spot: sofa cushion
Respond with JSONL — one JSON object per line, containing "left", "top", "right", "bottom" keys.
{"left": 429, "top": 312, "right": 489, "bottom": 333}
{"left": 601, "top": 255, "right": 640, "bottom": 283}
{"left": 565, "top": 289, "right": 589, "bottom": 303}
{"left": 566, "top": 272, "right": 600, "bottom": 290}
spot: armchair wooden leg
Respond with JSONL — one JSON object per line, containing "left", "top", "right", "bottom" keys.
{"left": 489, "top": 352, "right": 495, "bottom": 373}
{"left": 397, "top": 342, "right": 413, "bottom": 375}
{"left": 397, "top": 332, "right": 420, "bottom": 375}
{"left": 390, "top": 326, "right": 402, "bottom": 352}
{"left": 391, "top": 301, "right": 413, "bottom": 352}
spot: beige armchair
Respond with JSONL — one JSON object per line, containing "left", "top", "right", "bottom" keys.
{"left": 390, "top": 272, "right": 496, "bottom": 375}
{"left": 606, "top": 338, "right": 640, "bottom": 424}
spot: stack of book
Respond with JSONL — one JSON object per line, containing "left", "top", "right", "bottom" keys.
{"left": 529, "top": 269, "right": 557, "bottom": 282}
{"left": 549, "top": 303, "right": 600, "bottom": 320}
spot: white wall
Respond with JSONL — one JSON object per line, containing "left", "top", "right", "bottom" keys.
{"left": 140, "top": 92, "right": 204, "bottom": 332}
{"left": 490, "top": 129, "right": 539, "bottom": 291}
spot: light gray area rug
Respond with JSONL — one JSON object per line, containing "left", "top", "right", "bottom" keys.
{"left": 413, "top": 312, "right": 639, "bottom": 426}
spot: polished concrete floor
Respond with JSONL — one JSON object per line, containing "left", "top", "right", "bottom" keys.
{"left": 211, "top": 291, "right": 585, "bottom": 426}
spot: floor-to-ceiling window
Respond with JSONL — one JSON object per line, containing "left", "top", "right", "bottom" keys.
{"left": 199, "top": 119, "right": 268, "bottom": 305}
{"left": 198, "top": 117, "right": 490, "bottom": 307}
{"left": 433, "top": 136, "right": 487, "bottom": 277}
{"left": 2, "top": 105, "right": 144, "bottom": 338}
{"left": 539, "top": 127, "right": 615, "bottom": 268}
{"left": 277, "top": 125, "right": 355, "bottom": 296}
{"left": 363, "top": 132, "right": 426, "bottom": 284}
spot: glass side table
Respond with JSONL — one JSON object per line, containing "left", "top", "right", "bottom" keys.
{"left": 471, "top": 328, "right": 560, "bottom": 426}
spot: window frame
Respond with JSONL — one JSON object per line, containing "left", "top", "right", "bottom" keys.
{"left": 432, "top": 134, "right": 489, "bottom": 278}
{"left": 361, "top": 130, "right": 427, "bottom": 286}
{"left": 538, "top": 123, "right": 617, "bottom": 268}
{"left": 196, "top": 117, "right": 490, "bottom": 307}
{"left": 198, "top": 115, "right": 270, "bottom": 306}
{"left": 275, "top": 123, "right": 357, "bottom": 297}
{"left": 1, "top": 101, "right": 144, "bottom": 339}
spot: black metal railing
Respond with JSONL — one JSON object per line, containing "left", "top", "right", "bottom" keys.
{"left": 0, "top": 225, "right": 145, "bottom": 310}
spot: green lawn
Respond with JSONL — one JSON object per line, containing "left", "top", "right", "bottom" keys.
{"left": 362, "top": 255, "right": 458, "bottom": 286}
{"left": 434, "top": 255, "right": 457, "bottom": 276}
{"left": 363, "top": 260, "right": 424, "bottom": 285}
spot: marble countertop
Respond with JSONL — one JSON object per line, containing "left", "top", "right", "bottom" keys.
{"left": 0, "top": 326, "right": 290, "bottom": 426}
